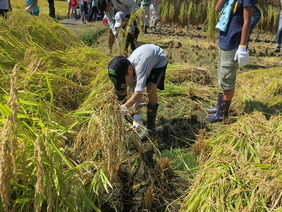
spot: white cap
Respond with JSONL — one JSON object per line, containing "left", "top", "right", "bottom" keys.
{"left": 114, "top": 11, "right": 126, "bottom": 28}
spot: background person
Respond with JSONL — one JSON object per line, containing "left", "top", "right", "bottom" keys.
{"left": 149, "top": 0, "right": 158, "bottom": 31}
{"left": 81, "top": 0, "right": 90, "bottom": 24}
{"left": 98, "top": 0, "right": 138, "bottom": 53}
{"left": 87, "top": 0, "right": 98, "bottom": 22}
{"left": 0, "top": 0, "right": 11, "bottom": 18}
{"left": 26, "top": 0, "right": 40, "bottom": 16}
{"left": 275, "top": 0, "right": 282, "bottom": 52}
{"left": 114, "top": 11, "right": 139, "bottom": 53}
{"left": 247, "top": 0, "right": 261, "bottom": 46}
{"left": 70, "top": 0, "right": 77, "bottom": 20}
{"left": 140, "top": 0, "right": 151, "bottom": 33}
{"left": 47, "top": 0, "right": 55, "bottom": 19}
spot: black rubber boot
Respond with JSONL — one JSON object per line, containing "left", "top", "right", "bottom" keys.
{"left": 206, "top": 93, "right": 223, "bottom": 114}
{"left": 205, "top": 99, "right": 231, "bottom": 123}
{"left": 140, "top": 104, "right": 158, "bottom": 140}
{"left": 146, "top": 104, "right": 158, "bottom": 131}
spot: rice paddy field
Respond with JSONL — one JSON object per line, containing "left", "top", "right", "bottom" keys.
{"left": 0, "top": 0, "right": 282, "bottom": 211}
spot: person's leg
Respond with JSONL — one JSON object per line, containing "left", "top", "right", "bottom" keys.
{"left": 276, "top": 11, "right": 282, "bottom": 52}
{"left": 79, "top": 2, "right": 84, "bottom": 20}
{"left": 206, "top": 48, "right": 236, "bottom": 122}
{"left": 67, "top": 1, "right": 71, "bottom": 19}
{"left": 247, "top": 9, "right": 261, "bottom": 45}
{"left": 146, "top": 82, "right": 158, "bottom": 131}
{"left": 141, "top": 5, "right": 150, "bottom": 33}
{"left": 147, "top": 82, "right": 158, "bottom": 106}
{"left": 150, "top": 3, "right": 158, "bottom": 30}
{"left": 82, "top": 2, "right": 88, "bottom": 23}
{"left": 108, "top": 29, "right": 115, "bottom": 53}
{"left": 93, "top": 7, "right": 98, "bottom": 21}
{"left": 87, "top": 3, "right": 93, "bottom": 22}
{"left": 223, "top": 89, "right": 234, "bottom": 101}
{"left": 47, "top": 0, "right": 56, "bottom": 18}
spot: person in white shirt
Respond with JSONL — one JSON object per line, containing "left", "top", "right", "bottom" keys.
{"left": 108, "top": 44, "right": 168, "bottom": 139}
{"left": 98, "top": 0, "right": 138, "bottom": 53}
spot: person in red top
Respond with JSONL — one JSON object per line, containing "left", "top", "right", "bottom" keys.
{"left": 70, "top": 0, "right": 77, "bottom": 19}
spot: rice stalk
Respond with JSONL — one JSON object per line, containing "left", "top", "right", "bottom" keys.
{"left": 181, "top": 112, "right": 282, "bottom": 211}
{"left": 0, "top": 65, "right": 19, "bottom": 212}
{"left": 34, "top": 135, "right": 45, "bottom": 212}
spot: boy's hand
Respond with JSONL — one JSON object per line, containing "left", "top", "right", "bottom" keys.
{"left": 120, "top": 104, "right": 128, "bottom": 116}
{"left": 133, "top": 119, "right": 144, "bottom": 131}
{"left": 234, "top": 45, "right": 250, "bottom": 67}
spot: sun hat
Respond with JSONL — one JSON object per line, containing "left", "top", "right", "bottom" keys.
{"left": 108, "top": 56, "right": 130, "bottom": 95}
{"left": 114, "top": 11, "right": 126, "bottom": 28}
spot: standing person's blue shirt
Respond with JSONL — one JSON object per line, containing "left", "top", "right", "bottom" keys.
{"left": 219, "top": 0, "right": 256, "bottom": 50}
{"left": 26, "top": 0, "right": 40, "bottom": 16}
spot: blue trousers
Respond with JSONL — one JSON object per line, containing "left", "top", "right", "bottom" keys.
{"left": 276, "top": 11, "right": 282, "bottom": 47}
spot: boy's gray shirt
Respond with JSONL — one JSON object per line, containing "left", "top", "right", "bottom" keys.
{"left": 127, "top": 44, "right": 167, "bottom": 93}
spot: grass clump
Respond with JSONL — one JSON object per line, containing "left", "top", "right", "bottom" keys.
{"left": 0, "top": 12, "right": 116, "bottom": 212}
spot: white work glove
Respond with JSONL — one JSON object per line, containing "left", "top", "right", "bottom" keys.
{"left": 26, "top": 6, "right": 32, "bottom": 12}
{"left": 132, "top": 115, "right": 144, "bottom": 131}
{"left": 120, "top": 104, "right": 128, "bottom": 116}
{"left": 234, "top": 45, "right": 250, "bottom": 67}
{"left": 116, "top": 38, "right": 121, "bottom": 46}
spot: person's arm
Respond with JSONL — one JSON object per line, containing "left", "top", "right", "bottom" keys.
{"left": 234, "top": 5, "right": 254, "bottom": 67}
{"left": 215, "top": 0, "right": 225, "bottom": 12}
{"left": 27, "top": 0, "right": 38, "bottom": 8}
{"left": 124, "top": 92, "right": 143, "bottom": 107}
{"left": 240, "top": 6, "right": 254, "bottom": 45}
{"left": 105, "top": 10, "right": 118, "bottom": 36}
{"left": 31, "top": 0, "right": 38, "bottom": 7}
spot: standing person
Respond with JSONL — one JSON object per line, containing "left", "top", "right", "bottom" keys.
{"left": 247, "top": 0, "right": 261, "bottom": 45}
{"left": 249, "top": 1, "right": 260, "bottom": 35}
{"left": 67, "top": 0, "right": 71, "bottom": 19}
{"left": 0, "top": 0, "right": 11, "bottom": 18}
{"left": 107, "top": 44, "right": 168, "bottom": 138}
{"left": 81, "top": 0, "right": 90, "bottom": 24}
{"left": 78, "top": 0, "right": 83, "bottom": 20}
{"left": 206, "top": 0, "right": 255, "bottom": 122}
{"left": 98, "top": 0, "right": 138, "bottom": 53}
{"left": 275, "top": 0, "right": 282, "bottom": 52}
{"left": 114, "top": 11, "right": 139, "bottom": 52}
{"left": 70, "top": 0, "right": 77, "bottom": 20}
{"left": 87, "top": 0, "right": 98, "bottom": 22}
{"left": 25, "top": 0, "right": 40, "bottom": 16}
{"left": 149, "top": 0, "right": 158, "bottom": 31}
{"left": 47, "top": 0, "right": 55, "bottom": 19}
{"left": 140, "top": 0, "right": 151, "bottom": 33}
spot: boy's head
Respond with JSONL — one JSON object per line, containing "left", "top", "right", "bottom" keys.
{"left": 108, "top": 56, "right": 131, "bottom": 95}
{"left": 114, "top": 11, "right": 127, "bottom": 28}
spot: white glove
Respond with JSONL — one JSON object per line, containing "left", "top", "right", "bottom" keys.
{"left": 116, "top": 38, "right": 121, "bottom": 46}
{"left": 132, "top": 115, "right": 144, "bottom": 131}
{"left": 120, "top": 104, "right": 128, "bottom": 116}
{"left": 26, "top": 6, "right": 32, "bottom": 12}
{"left": 234, "top": 45, "right": 250, "bottom": 67}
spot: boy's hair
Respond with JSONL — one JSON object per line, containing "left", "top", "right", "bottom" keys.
{"left": 108, "top": 56, "right": 131, "bottom": 95}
